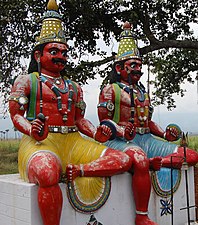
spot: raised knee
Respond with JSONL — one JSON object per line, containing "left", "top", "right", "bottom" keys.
{"left": 104, "top": 148, "right": 132, "bottom": 171}
{"left": 125, "top": 148, "right": 149, "bottom": 170}
{"left": 28, "top": 152, "right": 62, "bottom": 187}
{"left": 178, "top": 147, "right": 198, "bottom": 166}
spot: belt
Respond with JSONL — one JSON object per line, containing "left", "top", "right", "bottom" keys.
{"left": 135, "top": 127, "right": 150, "bottom": 135}
{"left": 48, "top": 125, "right": 78, "bottom": 134}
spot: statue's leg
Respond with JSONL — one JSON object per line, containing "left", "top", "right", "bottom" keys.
{"left": 82, "top": 148, "right": 132, "bottom": 176}
{"left": 28, "top": 152, "right": 62, "bottom": 225}
{"left": 162, "top": 146, "right": 198, "bottom": 168}
{"left": 66, "top": 147, "right": 132, "bottom": 180}
{"left": 66, "top": 146, "right": 158, "bottom": 224}
{"left": 125, "top": 148, "right": 158, "bottom": 225}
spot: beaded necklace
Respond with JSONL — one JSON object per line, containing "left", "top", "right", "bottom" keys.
{"left": 41, "top": 73, "right": 63, "bottom": 85}
{"left": 116, "top": 82, "right": 145, "bottom": 102}
{"left": 41, "top": 75, "right": 75, "bottom": 122}
{"left": 116, "top": 82, "right": 146, "bottom": 124}
{"left": 41, "top": 73, "right": 68, "bottom": 93}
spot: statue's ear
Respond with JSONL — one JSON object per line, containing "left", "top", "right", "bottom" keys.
{"left": 34, "top": 50, "right": 41, "bottom": 63}
{"left": 115, "top": 63, "right": 121, "bottom": 73}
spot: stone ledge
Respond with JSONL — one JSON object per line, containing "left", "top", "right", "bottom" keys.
{"left": 0, "top": 168, "right": 196, "bottom": 225}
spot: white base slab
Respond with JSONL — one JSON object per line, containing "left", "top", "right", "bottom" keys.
{"left": 0, "top": 167, "right": 196, "bottom": 225}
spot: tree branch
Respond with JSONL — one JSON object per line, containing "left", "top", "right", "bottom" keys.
{"left": 140, "top": 40, "right": 198, "bottom": 55}
{"left": 75, "top": 55, "right": 115, "bottom": 69}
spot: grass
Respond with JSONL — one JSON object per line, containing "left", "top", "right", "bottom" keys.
{"left": 0, "top": 136, "right": 197, "bottom": 175}
{"left": 0, "top": 139, "right": 20, "bottom": 175}
{"left": 186, "top": 136, "right": 198, "bottom": 150}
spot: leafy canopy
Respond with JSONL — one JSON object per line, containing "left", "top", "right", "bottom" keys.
{"left": 1, "top": 0, "right": 198, "bottom": 109}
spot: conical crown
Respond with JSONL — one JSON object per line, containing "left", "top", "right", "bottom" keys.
{"left": 35, "top": 0, "right": 67, "bottom": 46}
{"left": 116, "top": 22, "right": 140, "bottom": 61}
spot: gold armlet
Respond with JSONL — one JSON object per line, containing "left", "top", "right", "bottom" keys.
{"left": 9, "top": 95, "right": 29, "bottom": 104}
{"left": 76, "top": 100, "right": 86, "bottom": 110}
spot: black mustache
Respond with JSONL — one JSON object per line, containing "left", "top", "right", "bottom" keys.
{"left": 52, "top": 58, "right": 66, "bottom": 65}
{"left": 132, "top": 70, "right": 143, "bottom": 76}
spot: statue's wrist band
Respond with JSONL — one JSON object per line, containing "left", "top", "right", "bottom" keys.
{"left": 80, "top": 164, "right": 84, "bottom": 177}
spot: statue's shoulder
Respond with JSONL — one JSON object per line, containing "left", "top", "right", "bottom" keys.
{"left": 12, "top": 73, "right": 33, "bottom": 86}
{"left": 100, "top": 83, "right": 114, "bottom": 93}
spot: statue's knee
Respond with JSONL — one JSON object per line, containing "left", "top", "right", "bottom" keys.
{"left": 28, "top": 152, "right": 62, "bottom": 187}
{"left": 125, "top": 148, "right": 149, "bottom": 170}
{"left": 178, "top": 147, "right": 198, "bottom": 165}
{"left": 104, "top": 148, "right": 132, "bottom": 170}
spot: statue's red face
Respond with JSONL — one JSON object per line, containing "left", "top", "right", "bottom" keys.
{"left": 36, "top": 42, "right": 68, "bottom": 75}
{"left": 116, "top": 58, "right": 143, "bottom": 84}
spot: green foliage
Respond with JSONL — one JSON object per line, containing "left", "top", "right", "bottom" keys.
{"left": 149, "top": 49, "right": 198, "bottom": 109}
{"left": 1, "top": 0, "right": 198, "bottom": 109}
{"left": 187, "top": 136, "right": 198, "bottom": 151}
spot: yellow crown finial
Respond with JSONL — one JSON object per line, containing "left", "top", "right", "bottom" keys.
{"left": 115, "top": 21, "right": 140, "bottom": 62}
{"left": 35, "top": 0, "right": 67, "bottom": 47}
{"left": 47, "top": 0, "right": 59, "bottom": 11}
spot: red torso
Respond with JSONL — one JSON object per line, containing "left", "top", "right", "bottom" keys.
{"left": 98, "top": 83, "right": 150, "bottom": 128}
{"left": 9, "top": 74, "right": 89, "bottom": 136}
{"left": 34, "top": 78, "right": 78, "bottom": 126}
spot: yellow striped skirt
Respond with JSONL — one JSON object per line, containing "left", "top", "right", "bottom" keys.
{"left": 18, "top": 132, "right": 111, "bottom": 213}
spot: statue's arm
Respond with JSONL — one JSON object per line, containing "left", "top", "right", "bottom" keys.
{"left": 149, "top": 120, "right": 181, "bottom": 142}
{"left": 74, "top": 84, "right": 97, "bottom": 138}
{"left": 75, "top": 84, "right": 113, "bottom": 142}
{"left": 9, "top": 75, "right": 32, "bottom": 136}
{"left": 97, "top": 85, "right": 126, "bottom": 139}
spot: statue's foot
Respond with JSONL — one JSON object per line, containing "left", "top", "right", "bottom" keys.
{"left": 135, "top": 215, "right": 158, "bottom": 225}
{"left": 66, "top": 164, "right": 81, "bottom": 182}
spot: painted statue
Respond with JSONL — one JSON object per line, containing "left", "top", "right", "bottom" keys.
{"left": 8, "top": 1, "right": 134, "bottom": 225}
{"left": 8, "top": 1, "right": 163, "bottom": 225}
{"left": 97, "top": 21, "right": 198, "bottom": 202}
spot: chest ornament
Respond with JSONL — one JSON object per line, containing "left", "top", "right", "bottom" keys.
{"left": 41, "top": 75, "right": 75, "bottom": 122}
{"left": 116, "top": 82, "right": 150, "bottom": 125}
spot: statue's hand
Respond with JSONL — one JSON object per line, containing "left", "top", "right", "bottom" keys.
{"left": 124, "top": 122, "right": 136, "bottom": 141}
{"left": 30, "top": 115, "right": 49, "bottom": 141}
{"left": 164, "top": 124, "right": 182, "bottom": 142}
{"left": 149, "top": 156, "right": 162, "bottom": 171}
{"left": 66, "top": 164, "right": 81, "bottom": 182}
{"left": 94, "top": 125, "right": 112, "bottom": 143}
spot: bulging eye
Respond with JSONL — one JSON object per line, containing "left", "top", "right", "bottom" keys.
{"left": 62, "top": 51, "right": 67, "bottom": 57}
{"left": 130, "top": 63, "right": 136, "bottom": 68}
{"left": 50, "top": 50, "right": 57, "bottom": 55}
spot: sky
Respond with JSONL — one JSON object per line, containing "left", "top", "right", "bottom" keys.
{"left": 1, "top": 23, "right": 198, "bottom": 138}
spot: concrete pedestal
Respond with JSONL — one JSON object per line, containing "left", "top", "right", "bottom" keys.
{"left": 0, "top": 167, "right": 196, "bottom": 225}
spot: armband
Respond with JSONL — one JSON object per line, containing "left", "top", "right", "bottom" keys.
{"left": 9, "top": 95, "right": 29, "bottom": 110}
{"left": 97, "top": 100, "right": 114, "bottom": 112}
{"left": 76, "top": 100, "right": 86, "bottom": 110}
{"left": 9, "top": 95, "right": 29, "bottom": 104}
{"left": 80, "top": 164, "right": 84, "bottom": 177}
